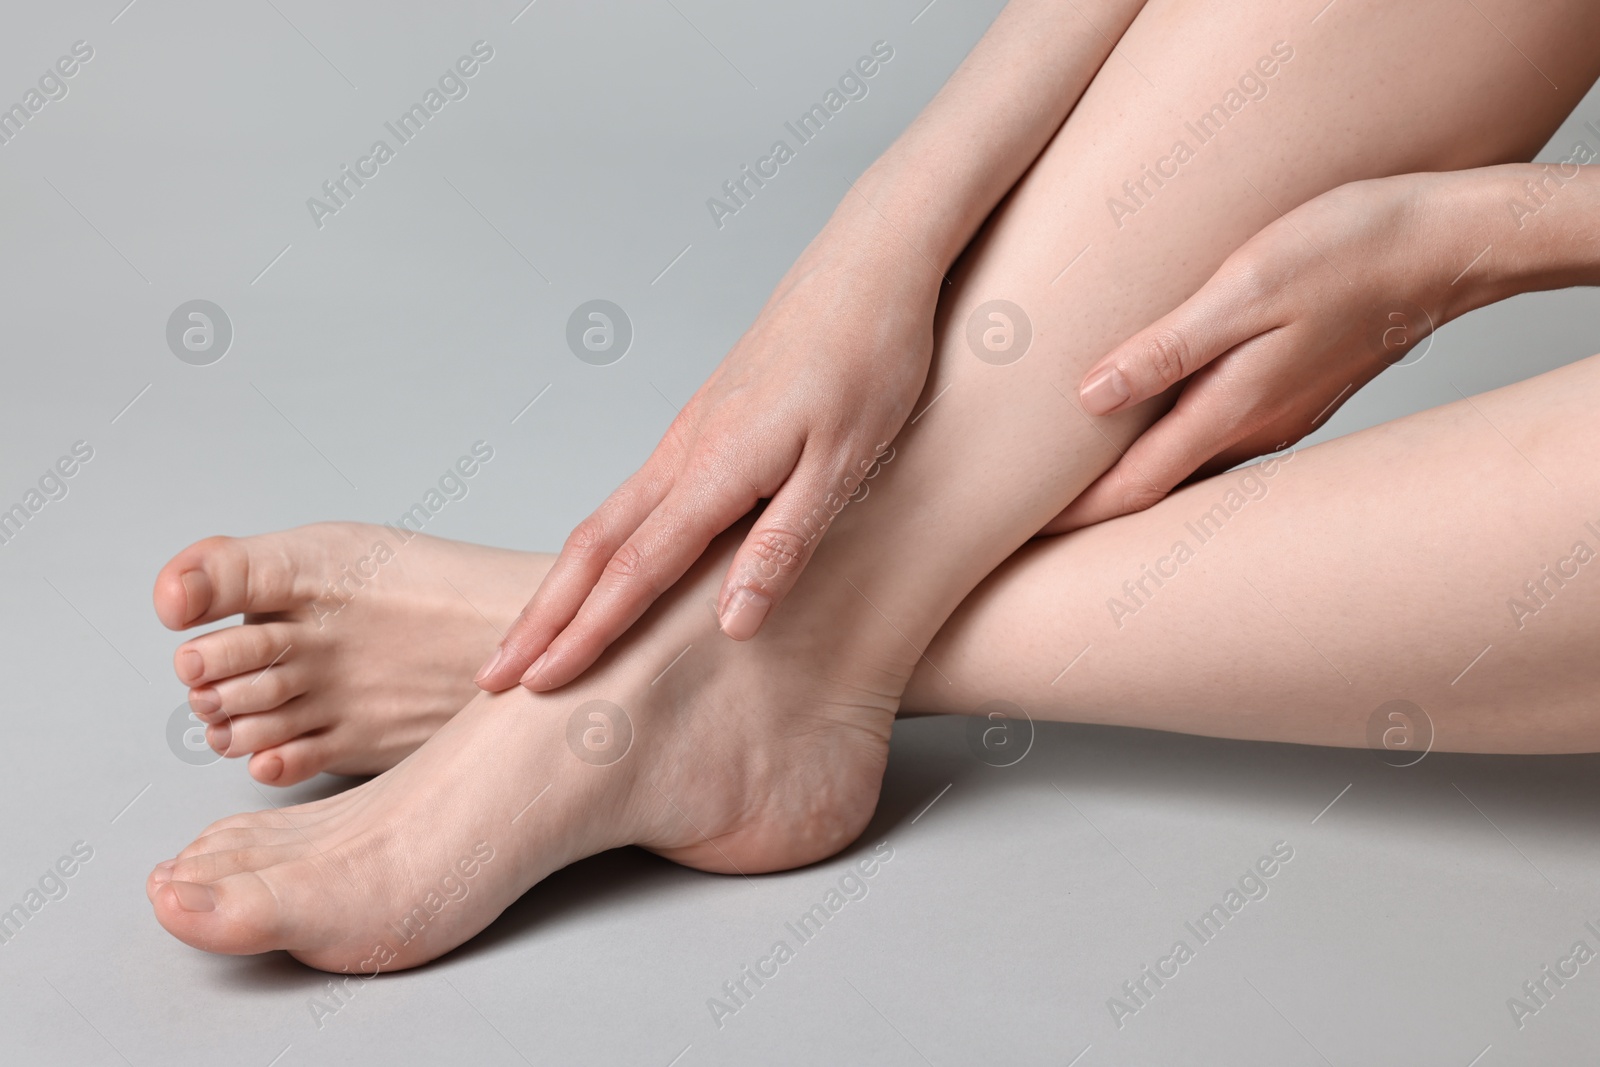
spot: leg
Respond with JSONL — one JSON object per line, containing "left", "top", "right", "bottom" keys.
{"left": 160, "top": 351, "right": 1600, "bottom": 789}
{"left": 154, "top": 347, "right": 1600, "bottom": 804}
{"left": 147, "top": 0, "right": 1600, "bottom": 970}
{"left": 908, "top": 353, "right": 1600, "bottom": 754}
{"left": 813, "top": 0, "right": 1600, "bottom": 668}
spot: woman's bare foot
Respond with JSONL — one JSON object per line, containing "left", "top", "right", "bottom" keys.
{"left": 148, "top": 526, "right": 908, "bottom": 972}
{"left": 154, "top": 523, "right": 549, "bottom": 785}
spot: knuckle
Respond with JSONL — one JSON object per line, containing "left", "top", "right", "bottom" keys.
{"left": 1141, "top": 328, "right": 1192, "bottom": 387}
{"left": 1228, "top": 255, "right": 1274, "bottom": 308}
{"left": 747, "top": 525, "right": 810, "bottom": 580}
{"left": 564, "top": 518, "right": 611, "bottom": 562}
{"left": 684, "top": 445, "right": 733, "bottom": 488}
{"left": 602, "top": 541, "right": 655, "bottom": 590}
{"left": 661, "top": 414, "right": 699, "bottom": 455}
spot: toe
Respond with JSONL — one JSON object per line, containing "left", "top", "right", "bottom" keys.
{"left": 146, "top": 860, "right": 176, "bottom": 902}
{"left": 151, "top": 870, "right": 284, "bottom": 955}
{"left": 174, "top": 621, "right": 300, "bottom": 687}
{"left": 154, "top": 531, "right": 322, "bottom": 630}
{"left": 191, "top": 801, "right": 334, "bottom": 845}
{"left": 170, "top": 845, "right": 302, "bottom": 886}
{"left": 250, "top": 732, "right": 348, "bottom": 786}
{"left": 152, "top": 859, "right": 351, "bottom": 957}
{"left": 179, "top": 826, "right": 305, "bottom": 860}
{"left": 191, "top": 666, "right": 308, "bottom": 727}
{"left": 212, "top": 704, "right": 327, "bottom": 760}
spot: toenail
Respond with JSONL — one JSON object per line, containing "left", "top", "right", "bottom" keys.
{"left": 151, "top": 860, "right": 176, "bottom": 885}
{"left": 168, "top": 881, "right": 216, "bottom": 912}
{"left": 190, "top": 688, "right": 221, "bottom": 717}
{"left": 255, "top": 754, "right": 284, "bottom": 783}
{"left": 179, "top": 570, "right": 213, "bottom": 623}
{"left": 209, "top": 722, "right": 232, "bottom": 756}
{"left": 177, "top": 649, "right": 203, "bottom": 683}
{"left": 475, "top": 646, "right": 506, "bottom": 685}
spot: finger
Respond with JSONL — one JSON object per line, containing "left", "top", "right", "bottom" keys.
{"left": 715, "top": 460, "right": 851, "bottom": 641}
{"left": 1079, "top": 267, "right": 1273, "bottom": 415}
{"left": 476, "top": 468, "right": 671, "bottom": 691}
{"left": 520, "top": 476, "right": 763, "bottom": 691}
{"left": 1043, "top": 390, "right": 1253, "bottom": 534}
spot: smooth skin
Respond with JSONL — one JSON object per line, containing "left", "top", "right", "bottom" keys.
{"left": 483, "top": 0, "right": 1600, "bottom": 692}
{"left": 478, "top": 0, "right": 1152, "bottom": 691}
{"left": 158, "top": 346, "right": 1600, "bottom": 806}
{"left": 1055, "top": 162, "right": 1600, "bottom": 530}
{"left": 914, "top": 352, "right": 1600, "bottom": 753}
{"left": 148, "top": 0, "right": 1600, "bottom": 971}
{"left": 154, "top": 158, "right": 1600, "bottom": 781}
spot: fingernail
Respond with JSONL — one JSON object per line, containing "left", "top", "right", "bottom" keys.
{"left": 719, "top": 588, "right": 772, "bottom": 641}
{"left": 520, "top": 652, "right": 549, "bottom": 688}
{"left": 179, "top": 570, "right": 212, "bottom": 624}
{"left": 209, "top": 721, "right": 231, "bottom": 756}
{"left": 475, "top": 646, "right": 505, "bottom": 685}
{"left": 169, "top": 881, "right": 216, "bottom": 912}
{"left": 151, "top": 860, "right": 176, "bottom": 885}
{"left": 176, "top": 649, "right": 203, "bottom": 684}
{"left": 1081, "top": 367, "right": 1130, "bottom": 415}
{"left": 190, "top": 688, "right": 221, "bottom": 718}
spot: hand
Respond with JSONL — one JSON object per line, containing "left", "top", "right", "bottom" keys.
{"left": 478, "top": 218, "right": 939, "bottom": 692}
{"left": 1046, "top": 172, "right": 1468, "bottom": 533}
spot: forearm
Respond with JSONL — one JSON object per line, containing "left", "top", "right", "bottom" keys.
{"left": 1439, "top": 162, "right": 1600, "bottom": 319}
{"left": 827, "top": 0, "right": 1148, "bottom": 273}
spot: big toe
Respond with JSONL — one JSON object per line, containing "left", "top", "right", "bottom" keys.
{"left": 153, "top": 532, "right": 318, "bottom": 629}
{"left": 151, "top": 870, "right": 284, "bottom": 955}
{"left": 151, "top": 860, "right": 345, "bottom": 958}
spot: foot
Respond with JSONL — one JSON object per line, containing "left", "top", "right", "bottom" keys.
{"left": 154, "top": 523, "right": 548, "bottom": 785}
{"left": 148, "top": 526, "right": 912, "bottom": 971}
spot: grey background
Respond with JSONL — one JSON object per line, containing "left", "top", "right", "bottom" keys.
{"left": 3, "top": 0, "right": 1600, "bottom": 1063}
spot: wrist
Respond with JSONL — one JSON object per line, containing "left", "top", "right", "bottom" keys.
{"left": 1431, "top": 167, "right": 1531, "bottom": 320}
{"left": 823, "top": 157, "right": 970, "bottom": 277}
{"left": 800, "top": 198, "right": 948, "bottom": 306}
{"left": 1431, "top": 163, "right": 1600, "bottom": 320}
